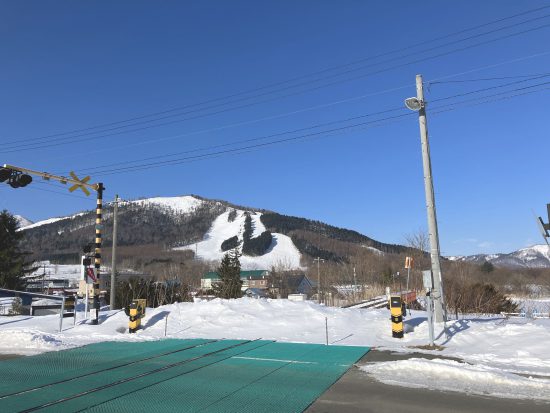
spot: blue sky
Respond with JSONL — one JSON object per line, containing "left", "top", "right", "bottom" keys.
{"left": 1, "top": 1, "right": 549, "bottom": 256}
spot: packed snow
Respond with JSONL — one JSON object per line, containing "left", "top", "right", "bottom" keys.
{"left": 174, "top": 210, "right": 302, "bottom": 270}
{"left": 1, "top": 297, "right": 549, "bottom": 402}
{"left": 360, "top": 358, "right": 550, "bottom": 401}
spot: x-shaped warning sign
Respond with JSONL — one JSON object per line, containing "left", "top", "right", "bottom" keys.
{"left": 69, "top": 171, "right": 91, "bottom": 196}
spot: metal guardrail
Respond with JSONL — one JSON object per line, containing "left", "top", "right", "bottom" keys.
{"left": 0, "top": 288, "right": 69, "bottom": 332}
{"left": 343, "top": 296, "right": 388, "bottom": 309}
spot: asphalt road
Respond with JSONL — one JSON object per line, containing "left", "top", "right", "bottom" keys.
{"left": 307, "top": 350, "right": 550, "bottom": 413}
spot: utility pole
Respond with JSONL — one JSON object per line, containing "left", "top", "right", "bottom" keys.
{"left": 110, "top": 195, "right": 119, "bottom": 310}
{"left": 313, "top": 257, "right": 324, "bottom": 304}
{"left": 353, "top": 266, "right": 357, "bottom": 302}
{"left": 405, "top": 75, "right": 446, "bottom": 322}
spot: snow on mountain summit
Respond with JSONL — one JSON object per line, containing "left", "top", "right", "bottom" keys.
{"left": 14, "top": 215, "right": 33, "bottom": 228}
{"left": 127, "top": 195, "right": 204, "bottom": 214}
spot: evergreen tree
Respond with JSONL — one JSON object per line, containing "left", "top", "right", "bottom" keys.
{"left": 243, "top": 213, "right": 253, "bottom": 241}
{"left": 480, "top": 261, "right": 495, "bottom": 273}
{"left": 0, "top": 210, "right": 36, "bottom": 289}
{"left": 212, "top": 249, "right": 242, "bottom": 298}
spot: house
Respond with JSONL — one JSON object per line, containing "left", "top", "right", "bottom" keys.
{"left": 269, "top": 273, "right": 315, "bottom": 298}
{"left": 201, "top": 270, "right": 269, "bottom": 291}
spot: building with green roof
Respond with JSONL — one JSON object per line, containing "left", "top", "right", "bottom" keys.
{"left": 201, "top": 270, "right": 269, "bottom": 290}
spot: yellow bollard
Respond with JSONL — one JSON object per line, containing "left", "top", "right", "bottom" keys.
{"left": 389, "top": 295, "right": 404, "bottom": 338}
{"left": 128, "top": 299, "right": 146, "bottom": 333}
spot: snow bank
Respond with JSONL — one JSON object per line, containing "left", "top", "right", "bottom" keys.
{"left": 360, "top": 358, "right": 550, "bottom": 401}
{"left": 1, "top": 298, "right": 550, "bottom": 401}
{"left": 0, "top": 330, "right": 71, "bottom": 355}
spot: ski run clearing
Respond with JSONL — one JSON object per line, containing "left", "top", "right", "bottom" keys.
{"left": 174, "top": 209, "right": 303, "bottom": 270}
{"left": 0, "top": 297, "right": 549, "bottom": 402}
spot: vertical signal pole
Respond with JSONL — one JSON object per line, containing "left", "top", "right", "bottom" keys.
{"left": 313, "top": 257, "right": 324, "bottom": 304}
{"left": 415, "top": 74, "right": 446, "bottom": 323}
{"left": 110, "top": 195, "right": 119, "bottom": 310}
{"left": 92, "top": 183, "right": 104, "bottom": 325}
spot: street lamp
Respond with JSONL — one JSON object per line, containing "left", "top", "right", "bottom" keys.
{"left": 404, "top": 74, "right": 446, "bottom": 323}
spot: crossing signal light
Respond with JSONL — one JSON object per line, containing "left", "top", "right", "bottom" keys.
{"left": 0, "top": 167, "right": 32, "bottom": 188}
{"left": 0, "top": 167, "right": 11, "bottom": 182}
{"left": 10, "top": 173, "right": 32, "bottom": 188}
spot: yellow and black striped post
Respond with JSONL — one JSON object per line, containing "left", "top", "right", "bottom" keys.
{"left": 128, "top": 299, "right": 146, "bottom": 333}
{"left": 389, "top": 295, "right": 404, "bottom": 338}
{"left": 92, "top": 183, "right": 104, "bottom": 325}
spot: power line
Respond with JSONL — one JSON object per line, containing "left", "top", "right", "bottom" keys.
{"left": 89, "top": 111, "right": 417, "bottom": 176}
{"left": 428, "top": 72, "right": 550, "bottom": 84}
{"left": 86, "top": 81, "right": 550, "bottom": 177}
{"left": 5, "top": 182, "right": 93, "bottom": 201}
{"left": 5, "top": 14, "right": 550, "bottom": 157}
{"left": 430, "top": 73, "right": 550, "bottom": 102}
{"left": 5, "top": 4, "right": 549, "bottom": 147}
{"left": 70, "top": 75, "right": 550, "bottom": 176}
{"left": 3, "top": 7, "right": 550, "bottom": 152}
{"left": 72, "top": 105, "right": 409, "bottom": 175}
{"left": 48, "top": 50, "right": 550, "bottom": 167}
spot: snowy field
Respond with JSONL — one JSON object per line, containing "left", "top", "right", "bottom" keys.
{"left": 0, "top": 297, "right": 549, "bottom": 401}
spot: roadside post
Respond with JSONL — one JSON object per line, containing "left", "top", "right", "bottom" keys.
{"left": 59, "top": 296, "right": 66, "bottom": 332}
{"left": 128, "top": 299, "right": 146, "bottom": 333}
{"left": 64, "top": 295, "right": 76, "bottom": 325}
{"left": 389, "top": 295, "right": 404, "bottom": 338}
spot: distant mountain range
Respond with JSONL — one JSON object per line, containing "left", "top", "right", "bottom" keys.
{"left": 17, "top": 195, "right": 410, "bottom": 269}
{"left": 17, "top": 195, "right": 549, "bottom": 269}
{"left": 447, "top": 244, "right": 550, "bottom": 269}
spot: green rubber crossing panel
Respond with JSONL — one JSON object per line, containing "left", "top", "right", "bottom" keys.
{"left": 0, "top": 339, "right": 208, "bottom": 398}
{"left": 0, "top": 339, "right": 369, "bottom": 413}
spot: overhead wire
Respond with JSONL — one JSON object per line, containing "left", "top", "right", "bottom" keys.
{"left": 4, "top": 4, "right": 549, "bottom": 147}
{"left": 72, "top": 104, "right": 409, "bottom": 175}
{"left": 84, "top": 80, "right": 550, "bottom": 177}
{"left": 3, "top": 7, "right": 550, "bottom": 153}
{"left": 5, "top": 80, "right": 548, "bottom": 194}
{"left": 70, "top": 74, "right": 550, "bottom": 176}
{"left": 44, "top": 50, "right": 550, "bottom": 167}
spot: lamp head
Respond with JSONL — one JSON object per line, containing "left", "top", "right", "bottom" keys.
{"left": 405, "top": 97, "right": 424, "bottom": 111}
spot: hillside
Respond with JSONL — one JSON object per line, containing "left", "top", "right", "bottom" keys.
{"left": 19, "top": 195, "right": 410, "bottom": 269}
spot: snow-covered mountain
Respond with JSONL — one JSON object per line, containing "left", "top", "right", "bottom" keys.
{"left": 19, "top": 195, "right": 402, "bottom": 269}
{"left": 447, "top": 244, "right": 550, "bottom": 268}
{"left": 14, "top": 214, "right": 33, "bottom": 228}
{"left": 173, "top": 209, "right": 302, "bottom": 270}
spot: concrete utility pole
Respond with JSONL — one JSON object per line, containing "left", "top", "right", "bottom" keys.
{"left": 411, "top": 74, "right": 446, "bottom": 322}
{"left": 313, "top": 257, "right": 325, "bottom": 304}
{"left": 110, "top": 195, "right": 119, "bottom": 310}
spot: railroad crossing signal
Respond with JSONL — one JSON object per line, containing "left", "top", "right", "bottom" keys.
{"left": 2, "top": 162, "right": 105, "bottom": 326}
{"left": 69, "top": 171, "right": 91, "bottom": 196}
{"left": 1, "top": 163, "right": 98, "bottom": 193}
